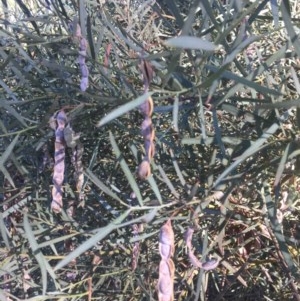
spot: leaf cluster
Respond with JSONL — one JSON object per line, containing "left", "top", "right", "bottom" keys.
{"left": 0, "top": 0, "right": 299, "bottom": 300}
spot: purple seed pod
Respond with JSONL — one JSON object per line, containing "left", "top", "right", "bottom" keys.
{"left": 159, "top": 220, "right": 174, "bottom": 248}
{"left": 201, "top": 258, "right": 219, "bottom": 271}
{"left": 158, "top": 271, "right": 173, "bottom": 295}
{"left": 159, "top": 243, "right": 173, "bottom": 260}
{"left": 56, "top": 111, "right": 67, "bottom": 129}
{"left": 144, "top": 140, "right": 155, "bottom": 159}
{"left": 81, "top": 64, "right": 89, "bottom": 78}
{"left": 78, "top": 51, "right": 86, "bottom": 58}
{"left": 184, "top": 227, "right": 194, "bottom": 250}
{"left": 188, "top": 250, "right": 202, "bottom": 268}
{"left": 80, "top": 77, "right": 88, "bottom": 91}
{"left": 80, "top": 38, "right": 88, "bottom": 51}
{"left": 159, "top": 259, "right": 174, "bottom": 277}
{"left": 141, "top": 117, "right": 154, "bottom": 141}
{"left": 138, "top": 159, "right": 151, "bottom": 179}
{"left": 49, "top": 115, "right": 57, "bottom": 130}
{"left": 55, "top": 127, "right": 65, "bottom": 144}
{"left": 139, "top": 97, "right": 153, "bottom": 116}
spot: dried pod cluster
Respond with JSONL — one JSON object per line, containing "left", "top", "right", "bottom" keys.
{"left": 50, "top": 110, "right": 84, "bottom": 213}
{"left": 131, "top": 223, "right": 143, "bottom": 271}
{"left": 74, "top": 24, "right": 89, "bottom": 91}
{"left": 51, "top": 111, "right": 67, "bottom": 213}
{"left": 184, "top": 227, "right": 219, "bottom": 271}
{"left": 138, "top": 60, "right": 155, "bottom": 179}
{"left": 64, "top": 124, "right": 84, "bottom": 201}
{"left": 158, "top": 219, "right": 175, "bottom": 301}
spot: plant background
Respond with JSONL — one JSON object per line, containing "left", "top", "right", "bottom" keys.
{"left": 0, "top": 0, "right": 299, "bottom": 300}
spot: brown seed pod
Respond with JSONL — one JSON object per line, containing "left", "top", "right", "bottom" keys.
{"left": 56, "top": 111, "right": 67, "bottom": 128}
{"left": 184, "top": 226, "right": 219, "bottom": 271}
{"left": 139, "top": 60, "right": 154, "bottom": 88}
{"left": 144, "top": 140, "right": 155, "bottom": 160}
{"left": 140, "top": 96, "right": 153, "bottom": 116}
{"left": 159, "top": 220, "right": 174, "bottom": 249}
{"left": 159, "top": 243, "right": 174, "bottom": 261}
{"left": 50, "top": 110, "right": 85, "bottom": 211}
{"left": 51, "top": 118, "right": 66, "bottom": 213}
{"left": 138, "top": 65, "right": 155, "bottom": 180}
{"left": 80, "top": 64, "right": 89, "bottom": 78}
{"left": 80, "top": 77, "right": 88, "bottom": 92}
{"left": 184, "top": 227, "right": 194, "bottom": 250}
{"left": 158, "top": 260, "right": 174, "bottom": 294}
{"left": 158, "top": 220, "right": 175, "bottom": 301}
{"left": 138, "top": 159, "right": 151, "bottom": 179}
{"left": 202, "top": 258, "right": 219, "bottom": 271}
{"left": 141, "top": 117, "right": 154, "bottom": 141}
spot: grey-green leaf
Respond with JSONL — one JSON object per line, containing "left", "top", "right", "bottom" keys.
{"left": 164, "top": 36, "right": 220, "bottom": 51}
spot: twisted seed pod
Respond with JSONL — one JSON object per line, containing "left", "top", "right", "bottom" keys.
{"left": 131, "top": 223, "right": 143, "bottom": 271}
{"left": 184, "top": 226, "right": 219, "bottom": 271}
{"left": 74, "top": 24, "right": 89, "bottom": 91}
{"left": 158, "top": 220, "right": 175, "bottom": 301}
{"left": 137, "top": 159, "right": 151, "bottom": 179}
{"left": 138, "top": 96, "right": 155, "bottom": 179}
{"left": 158, "top": 259, "right": 174, "bottom": 300}
{"left": 138, "top": 60, "right": 155, "bottom": 179}
{"left": 140, "top": 96, "right": 153, "bottom": 116}
{"left": 73, "top": 142, "right": 84, "bottom": 199}
{"left": 51, "top": 111, "right": 67, "bottom": 213}
{"left": 50, "top": 110, "right": 85, "bottom": 212}
{"left": 159, "top": 219, "right": 175, "bottom": 259}
{"left": 141, "top": 117, "right": 154, "bottom": 141}
{"left": 63, "top": 123, "right": 84, "bottom": 199}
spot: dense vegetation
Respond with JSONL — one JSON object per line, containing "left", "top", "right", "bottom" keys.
{"left": 0, "top": 0, "right": 299, "bottom": 300}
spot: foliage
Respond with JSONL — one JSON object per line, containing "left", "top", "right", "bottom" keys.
{"left": 0, "top": 0, "right": 299, "bottom": 300}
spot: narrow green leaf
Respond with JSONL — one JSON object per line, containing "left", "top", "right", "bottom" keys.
{"left": 197, "top": 95, "right": 207, "bottom": 141}
{"left": 214, "top": 40, "right": 291, "bottom": 107}
{"left": 0, "top": 99, "right": 28, "bottom": 127}
{"left": 212, "top": 109, "right": 226, "bottom": 158}
{"left": 181, "top": 136, "right": 214, "bottom": 145}
{"left": 259, "top": 98, "right": 300, "bottom": 109}
{"left": 156, "top": 164, "right": 180, "bottom": 199}
{"left": 0, "top": 213, "right": 10, "bottom": 249}
{"left": 274, "top": 143, "right": 291, "bottom": 189}
{"left": 0, "top": 165, "right": 15, "bottom": 190}
{"left": 24, "top": 214, "right": 58, "bottom": 294}
{"left": 213, "top": 119, "right": 282, "bottom": 188}
{"left": 165, "top": 36, "right": 220, "bottom": 51}
{"left": 281, "top": 0, "right": 300, "bottom": 58}
{"left": 0, "top": 134, "right": 20, "bottom": 188}
{"left": 220, "top": 260, "right": 248, "bottom": 287}
{"left": 97, "top": 92, "right": 152, "bottom": 127}
{"left": 169, "top": 149, "right": 186, "bottom": 187}
{"left": 291, "top": 67, "right": 300, "bottom": 94}
{"left": 206, "top": 65, "right": 282, "bottom": 97}
{"left": 248, "top": 0, "right": 269, "bottom": 25}
{"left": 270, "top": 0, "right": 279, "bottom": 29}
{"left": 264, "top": 186, "right": 299, "bottom": 278}
{"left": 147, "top": 174, "right": 162, "bottom": 205}
{"left": 85, "top": 168, "right": 128, "bottom": 207}
{"left": 164, "top": 0, "right": 184, "bottom": 28}
{"left": 79, "top": 0, "right": 87, "bottom": 38}
{"left": 0, "top": 290, "right": 6, "bottom": 300}
{"left": 109, "top": 131, "right": 144, "bottom": 206}
{"left": 129, "top": 227, "right": 159, "bottom": 243}
{"left": 15, "top": 0, "right": 40, "bottom": 34}
{"left": 172, "top": 95, "right": 179, "bottom": 132}
{"left": 223, "top": 36, "right": 260, "bottom": 65}
{"left": 200, "top": 0, "right": 220, "bottom": 28}
{"left": 54, "top": 209, "right": 131, "bottom": 271}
